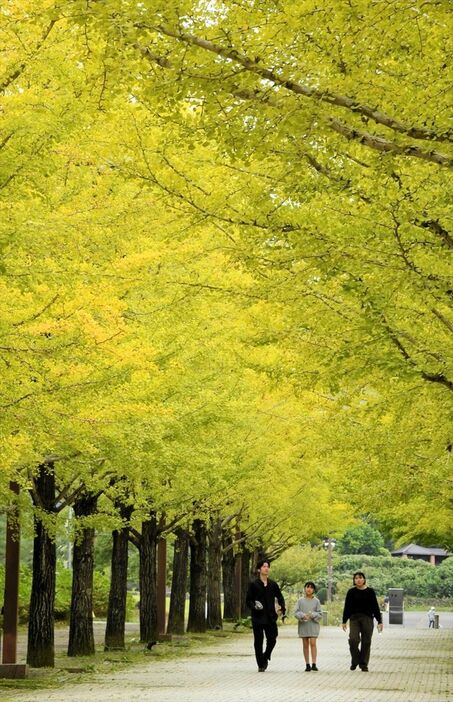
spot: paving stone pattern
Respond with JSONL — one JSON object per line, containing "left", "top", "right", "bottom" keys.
{"left": 6, "top": 616, "right": 452, "bottom": 702}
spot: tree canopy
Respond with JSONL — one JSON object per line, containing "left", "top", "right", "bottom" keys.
{"left": 1, "top": 0, "right": 452, "bottom": 548}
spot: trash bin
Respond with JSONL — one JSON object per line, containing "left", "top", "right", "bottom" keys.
{"left": 388, "top": 588, "right": 404, "bottom": 625}
{"left": 434, "top": 614, "right": 439, "bottom": 629}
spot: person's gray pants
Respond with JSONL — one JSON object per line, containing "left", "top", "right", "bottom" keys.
{"left": 349, "top": 615, "right": 374, "bottom": 666}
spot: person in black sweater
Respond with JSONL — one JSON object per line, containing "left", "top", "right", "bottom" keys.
{"left": 342, "top": 571, "right": 383, "bottom": 671}
{"left": 246, "top": 558, "right": 286, "bottom": 672}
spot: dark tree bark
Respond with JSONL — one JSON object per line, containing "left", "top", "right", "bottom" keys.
{"left": 207, "top": 516, "right": 222, "bottom": 630}
{"left": 104, "top": 503, "right": 132, "bottom": 650}
{"left": 68, "top": 493, "right": 98, "bottom": 656}
{"left": 221, "top": 530, "right": 238, "bottom": 621}
{"left": 138, "top": 514, "right": 158, "bottom": 644}
{"left": 252, "top": 545, "right": 267, "bottom": 573}
{"left": 27, "top": 462, "right": 57, "bottom": 668}
{"left": 167, "top": 528, "right": 189, "bottom": 635}
{"left": 187, "top": 519, "right": 207, "bottom": 633}
{"left": 240, "top": 548, "right": 252, "bottom": 618}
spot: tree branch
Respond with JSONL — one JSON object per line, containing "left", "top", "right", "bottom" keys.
{"left": 432, "top": 308, "right": 453, "bottom": 335}
{"left": 144, "top": 24, "right": 452, "bottom": 148}
{"left": 384, "top": 317, "right": 453, "bottom": 392}
{"left": 328, "top": 118, "right": 451, "bottom": 167}
{"left": 13, "top": 294, "right": 59, "bottom": 327}
{"left": 0, "top": 20, "right": 58, "bottom": 93}
{"left": 415, "top": 219, "right": 453, "bottom": 249}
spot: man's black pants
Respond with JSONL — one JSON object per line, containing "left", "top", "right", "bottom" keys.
{"left": 252, "top": 620, "right": 278, "bottom": 668}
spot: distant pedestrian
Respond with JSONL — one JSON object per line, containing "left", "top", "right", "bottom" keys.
{"left": 342, "top": 571, "right": 383, "bottom": 672}
{"left": 428, "top": 607, "right": 436, "bottom": 628}
{"left": 294, "top": 581, "right": 322, "bottom": 671}
{"left": 246, "top": 558, "right": 286, "bottom": 672}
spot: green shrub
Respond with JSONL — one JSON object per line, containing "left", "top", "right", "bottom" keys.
{"left": 333, "top": 554, "right": 452, "bottom": 598}
{"left": 92, "top": 570, "right": 113, "bottom": 618}
{"left": 0, "top": 563, "right": 33, "bottom": 623}
{"left": 272, "top": 549, "right": 453, "bottom": 601}
{"left": 0, "top": 563, "right": 135, "bottom": 623}
{"left": 54, "top": 566, "right": 136, "bottom": 621}
{"left": 92, "top": 569, "right": 136, "bottom": 620}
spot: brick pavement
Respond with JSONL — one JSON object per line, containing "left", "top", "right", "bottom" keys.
{"left": 4, "top": 618, "right": 452, "bottom": 702}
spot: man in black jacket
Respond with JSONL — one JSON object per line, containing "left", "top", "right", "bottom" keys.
{"left": 246, "top": 558, "right": 286, "bottom": 672}
{"left": 342, "top": 571, "right": 383, "bottom": 672}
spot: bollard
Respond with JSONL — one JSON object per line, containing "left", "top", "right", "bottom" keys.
{"left": 434, "top": 614, "right": 439, "bottom": 629}
{"left": 321, "top": 611, "right": 328, "bottom": 626}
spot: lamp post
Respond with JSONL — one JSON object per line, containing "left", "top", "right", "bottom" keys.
{"left": 323, "top": 537, "right": 336, "bottom": 603}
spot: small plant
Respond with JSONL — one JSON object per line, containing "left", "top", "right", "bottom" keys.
{"left": 233, "top": 616, "right": 252, "bottom": 629}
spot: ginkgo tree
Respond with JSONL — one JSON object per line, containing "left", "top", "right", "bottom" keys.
{"left": 1, "top": 0, "right": 452, "bottom": 669}
{"left": 75, "top": 0, "right": 450, "bottom": 543}
{"left": 3, "top": 0, "right": 449, "bottom": 537}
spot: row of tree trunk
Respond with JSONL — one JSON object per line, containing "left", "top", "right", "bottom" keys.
{"left": 25, "top": 469, "right": 253, "bottom": 666}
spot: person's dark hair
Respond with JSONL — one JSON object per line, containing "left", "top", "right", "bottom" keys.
{"left": 353, "top": 571, "right": 366, "bottom": 583}
{"left": 304, "top": 581, "right": 317, "bottom": 592}
{"left": 256, "top": 558, "right": 271, "bottom": 570}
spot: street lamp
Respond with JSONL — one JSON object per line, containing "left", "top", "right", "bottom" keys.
{"left": 323, "top": 537, "right": 336, "bottom": 602}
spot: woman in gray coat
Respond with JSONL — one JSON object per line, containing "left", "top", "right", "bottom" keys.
{"left": 294, "top": 581, "right": 322, "bottom": 671}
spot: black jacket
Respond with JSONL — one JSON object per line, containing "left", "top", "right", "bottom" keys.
{"left": 246, "top": 577, "right": 286, "bottom": 622}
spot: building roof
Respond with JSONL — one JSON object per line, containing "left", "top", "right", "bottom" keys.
{"left": 391, "top": 543, "right": 451, "bottom": 557}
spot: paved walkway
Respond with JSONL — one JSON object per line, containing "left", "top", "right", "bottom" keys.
{"left": 5, "top": 614, "right": 452, "bottom": 702}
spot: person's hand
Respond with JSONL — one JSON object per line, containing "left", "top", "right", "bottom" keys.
{"left": 342, "top": 623, "right": 347, "bottom": 632}
{"left": 254, "top": 601, "right": 264, "bottom": 610}
{"left": 377, "top": 623, "right": 383, "bottom": 633}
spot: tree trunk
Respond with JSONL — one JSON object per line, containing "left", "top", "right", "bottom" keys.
{"left": 240, "top": 548, "right": 251, "bottom": 618}
{"left": 104, "top": 504, "right": 132, "bottom": 650}
{"left": 187, "top": 519, "right": 207, "bottom": 633}
{"left": 139, "top": 515, "right": 158, "bottom": 644}
{"left": 167, "top": 528, "right": 189, "bottom": 635}
{"left": 207, "top": 516, "right": 222, "bottom": 630}
{"left": 68, "top": 493, "right": 98, "bottom": 656}
{"left": 27, "top": 463, "right": 56, "bottom": 668}
{"left": 252, "top": 545, "right": 267, "bottom": 573}
{"left": 221, "top": 530, "right": 238, "bottom": 621}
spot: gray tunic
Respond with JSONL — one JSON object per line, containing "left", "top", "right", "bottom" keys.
{"left": 294, "top": 596, "right": 322, "bottom": 638}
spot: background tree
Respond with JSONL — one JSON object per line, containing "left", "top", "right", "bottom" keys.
{"left": 336, "top": 523, "right": 387, "bottom": 556}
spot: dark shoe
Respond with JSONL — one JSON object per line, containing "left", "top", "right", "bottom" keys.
{"left": 258, "top": 667, "right": 266, "bottom": 672}
{"left": 360, "top": 665, "right": 369, "bottom": 672}
{"left": 305, "top": 663, "right": 311, "bottom": 672}
{"left": 311, "top": 663, "right": 318, "bottom": 671}
{"left": 350, "top": 664, "right": 358, "bottom": 670}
